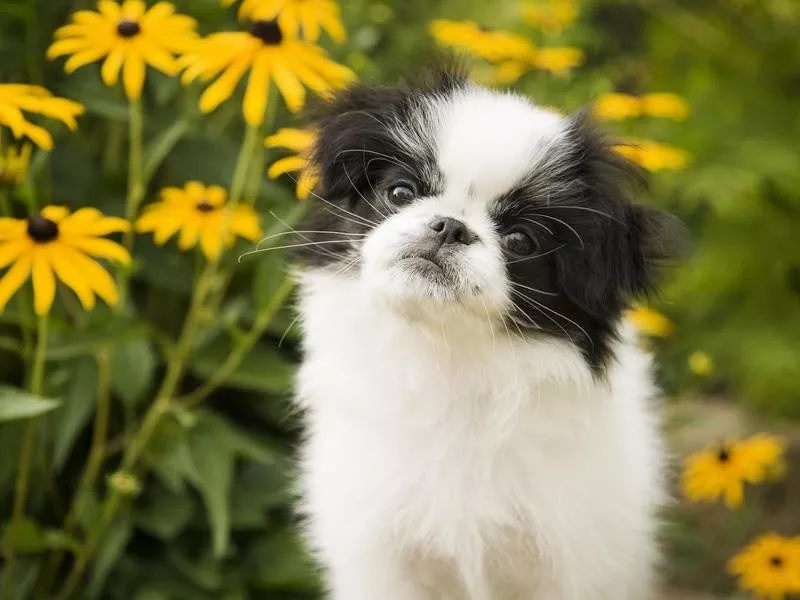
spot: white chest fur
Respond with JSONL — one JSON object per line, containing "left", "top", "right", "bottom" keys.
{"left": 295, "top": 272, "right": 666, "bottom": 600}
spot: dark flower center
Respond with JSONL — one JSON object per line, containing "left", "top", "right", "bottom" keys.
{"left": 717, "top": 447, "right": 730, "bottom": 463}
{"left": 196, "top": 201, "right": 215, "bottom": 213}
{"left": 477, "top": 23, "right": 493, "bottom": 32}
{"left": 249, "top": 20, "right": 283, "bottom": 45}
{"left": 27, "top": 216, "right": 59, "bottom": 243}
{"left": 769, "top": 556, "right": 784, "bottom": 568}
{"left": 117, "top": 19, "right": 141, "bottom": 38}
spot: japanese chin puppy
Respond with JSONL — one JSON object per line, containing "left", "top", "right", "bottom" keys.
{"left": 289, "top": 67, "right": 680, "bottom": 600}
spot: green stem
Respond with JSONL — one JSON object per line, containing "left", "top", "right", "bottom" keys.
{"left": 55, "top": 125, "right": 264, "bottom": 598}
{"left": 2, "top": 315, "right": 48, "bottom": 598}
{"left": 123, "top": 99, "right": 144, "bottom": 254}
{"left": 182, "top": 276, "right": 295, "bottom": 407}
{"left": 0, "top": 190, "right": 10, "bottom": 216}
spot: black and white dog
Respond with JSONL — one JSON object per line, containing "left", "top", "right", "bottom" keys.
{"left": 290, "top": 68, "right": 678, "bottom": 600}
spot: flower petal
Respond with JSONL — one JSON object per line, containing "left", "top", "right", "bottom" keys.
{"left": 0, "top": 252, "right": 31, "bottom": 314}
{"left": 64, "top": 45, "right": 110, "bottom": 73}
{"left": 62, "top": 236, "right": 131, "bottom": 265}
{"left": 231, "top": 207, "right": 262, "bottom": 241}
{"left": 41, "top": 206, "right": 70, "bottom": 223}
{"left": 101, "top": 47, "right": 126, "bottom": 86}
{"left": 122, "top": 51, "right": 146, "bottom": 100}
{"left": 199, "top": 52, "right": 252, "bottom": 115}
{"left": 199, "top": 222, "right": 223, "bottom": 261}
{"left": 265, "top": 128, "right": 315, "bottom": 151}
{"left": 271, "top": 58, "right": 306, "bottom": 113}
{"left": 49, "top": 247, "right": 96, "bottom": 310}
{"left": 267, "top": 155, "right": 305, "bottom": 179}
{"left": 0, "top": 239, "right": 28, "bottom": 269}
{"left": 31, "top": 246, "right": 56, "bottom": 316}
{"left": 177, "top": 213, "right": 201, "bottom": 251}
{"left": 60, "top": 246, "right": 119, "bottom": 306}
{"left": 243, "top": 52, "right": 271, "bottom": 126}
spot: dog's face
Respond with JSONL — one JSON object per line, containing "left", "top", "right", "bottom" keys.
{"left": 294, "top": 71, "right": 678, "bottom": 371}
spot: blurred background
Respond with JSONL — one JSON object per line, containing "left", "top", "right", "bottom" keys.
{"left": 0, "top": 0, "right": 799, "bottom": 598}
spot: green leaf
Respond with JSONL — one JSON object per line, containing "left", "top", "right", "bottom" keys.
{"left": 111, "top": 338, "right": 156, "bottom": 407}
{"left": 144, "top": 416, "right": 197, "bottom": 493}
{"left": 248, "top": 528, "right": 319, "bottom": 591}
{"left": 189, "top": 343, "right": 295, "bottom": 395}
{"left": 1, "top": 517, "right": 45, "bottom": 555}
{"left": 51, "top": 357, "right": 98, "bottom": 470}
{"left": 88, "top": 515, "right": 133, "bottom": 599}
{"left": 134, "top": 482, "right": 194, "bottom": 541}
{"left": 230, "top": 461, "right": 291, "bottom": 529}
{"left": 46, "top": 321, "right": 151, "bottom": 361}
{"left": 0, "top": 387, "right": 61, "bottom": 422}
{"left": 252, "top": 252, "right": 287, "bottom": 310}
{"left": 199, "top": 412, "right": 277, "bottom": 465}
{"left": 143, "top": 117, "right": 192, "bottom": 184}
{"left": 187, "top": 420, "right": 235, "bottom": 559}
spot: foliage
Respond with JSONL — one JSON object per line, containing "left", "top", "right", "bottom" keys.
{"left": 0, "top": 0, "right": 798, "bottom": 598}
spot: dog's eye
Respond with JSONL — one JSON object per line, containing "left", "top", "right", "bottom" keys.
{"left": 502, "top": 230, "right": 538, "bottom": 256}
{"left": 387, "top": 182, "right": 416, "bottom": 204}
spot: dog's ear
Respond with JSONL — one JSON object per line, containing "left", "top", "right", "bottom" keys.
{"left": 553, "top": 110, "right": 687, "bottom": 318}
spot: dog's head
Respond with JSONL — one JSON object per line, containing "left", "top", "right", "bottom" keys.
{"left": 292, "top": 68, "right": 681, "bottom": 371}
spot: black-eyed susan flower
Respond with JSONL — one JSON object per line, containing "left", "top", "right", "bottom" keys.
{"left": 0, "top": 85, "right": 85, "bottom": 150}
{"left": 0, "top": 206, "right": 130, "bottom": 316}
{"left": 681, "top": 434, "right": 786, "bottom": 509}
{"left": 47, "top": 0, "right": 198, "bottom": 101}
{"left": 531, "top": 47, "right": 583, "bottom": 74}
{"left": 594, "top": 92, "right": 690, "bottom": 121}
{"left": 180, "top": 19, "right": 355, "bottom": 126}
{"left": 225, "top": 0, "right": 347, "bottom": 43}
{"left": 429, "top": 20, "right": 537, "bottom": 63}
{"left": 521, "top": 0, "right": 579, "bottom": 35}
{"left": 688, "top": 351, "right": 714, "bottom": 376}
{"left": 614, "top": 139, "right": 689, "bottom": 172}
{"left": 625, "top": 306, "right": 674, "bottom": 337}
{"left": 639, "top": 93, "right": 690, "bottom": 120}
{"left": 728, "top": 533, "right": 800, "bottom": 600}
{"left": 266, "top": 128, "right": 318, "bottom": 200}
{"left": 135, "top": 182, "right": 262, "bottom": 261}
{"left": 0, "top": 142, "right": 31, "bottom": 189}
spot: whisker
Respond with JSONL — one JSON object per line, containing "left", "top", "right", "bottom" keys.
{"left": 278, "top": 313, "right": 302, "bottom": 348}
{"left": 344, "top": 161, "right": 389, "bottom": 220}
{"left": 284, "top": 172, "right": 379, "bottom": 228}
{"left": 509, "top": 281, "right": 559, "bottom": 297}
{"left": 511, "top": 291, "right": 593, "bottom": 347}
{"left": 537, "top": 205, "right": 624, "bottom": 225}
{"left": 520, "top": 217, "right": 554, "bottom": 236}
{"left": 510, "top": 291, "right": 576, "bottom": 346}
{"left": 529, "top": 213, "right": 585, "bottom": 249}
{"left": 266, "top": 211, "right": 343, "bottom": 261}
{"left": 506, "top": 244, "right": 567, "bottom": 265}
{"left": 336, "top": 147, "right": 413, "bottom": 173}
{"left": 239, "top": 240, "right": 356, "bottom": 262}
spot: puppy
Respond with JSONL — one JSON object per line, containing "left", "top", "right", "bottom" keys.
{"left": 290, "top": 68, "right": 677, "bottom": 600}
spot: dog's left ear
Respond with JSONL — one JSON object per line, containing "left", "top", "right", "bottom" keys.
{"left": 554, "top": 110, "right": 688, "bottom": 318}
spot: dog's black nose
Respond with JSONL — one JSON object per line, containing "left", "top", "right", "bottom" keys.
{"left": 429, "top": 216, "right": 476, "bottom": 245}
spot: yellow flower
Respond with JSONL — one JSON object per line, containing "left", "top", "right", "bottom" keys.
{"left": 688, "top": 351, "right": 713, "bottom": 376}
{"left": 728, "top": 534, "right": 800, "bottom": 600}
{"left": 0, "top": 85, "right": 85, "bottom": 150}
{"left": 266, "top": 128, "right": 318, "bottom": 200}
{"left": 225, "top": 0, "right": 347, "bottom": 43}
{"left": 614, "top": 139, "right": 690, "bottom": 172}
{"left": 0, "top": 141, "right": 32, "bottom": 189}
{"left": 681, "top": 434, "right": 787, "bottom": 509}
{"left": 594, "top": 92, "right": 690, "bottom": 121}
{"left": 594, "top": 93, "right": 642, "bottom": 121}
{"left": 625, "top": 306, "right": 674, "bottom": 337}
{"left": 0, "top": 206, "right": 130, "bottom": 316}
{"left": 640, "top": 92, "right": 690, "bottom": 120}
{"left": 521, "top": 0, "right": 579, "bottom": 35}
{"left": 47, "top": 0, "right": 199, "bottom": 101}
{"left": 531, "top": 47, "right": 583, "bottom": 74}
{"left": 180, "top": 19, "right": 355, "bottom": 126}
{"left": 135, "top": 182, "right": 262, "bottom": 260}
{"left": 473, "top": 60, "right": 529, "bottom": 86}
{"left": 429, "top": 20, "right": 537, "bottom": 63}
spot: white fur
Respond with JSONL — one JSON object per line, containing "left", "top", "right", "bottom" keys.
{"left": 294, "top": 87, "right": 666, "bottom": 600}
